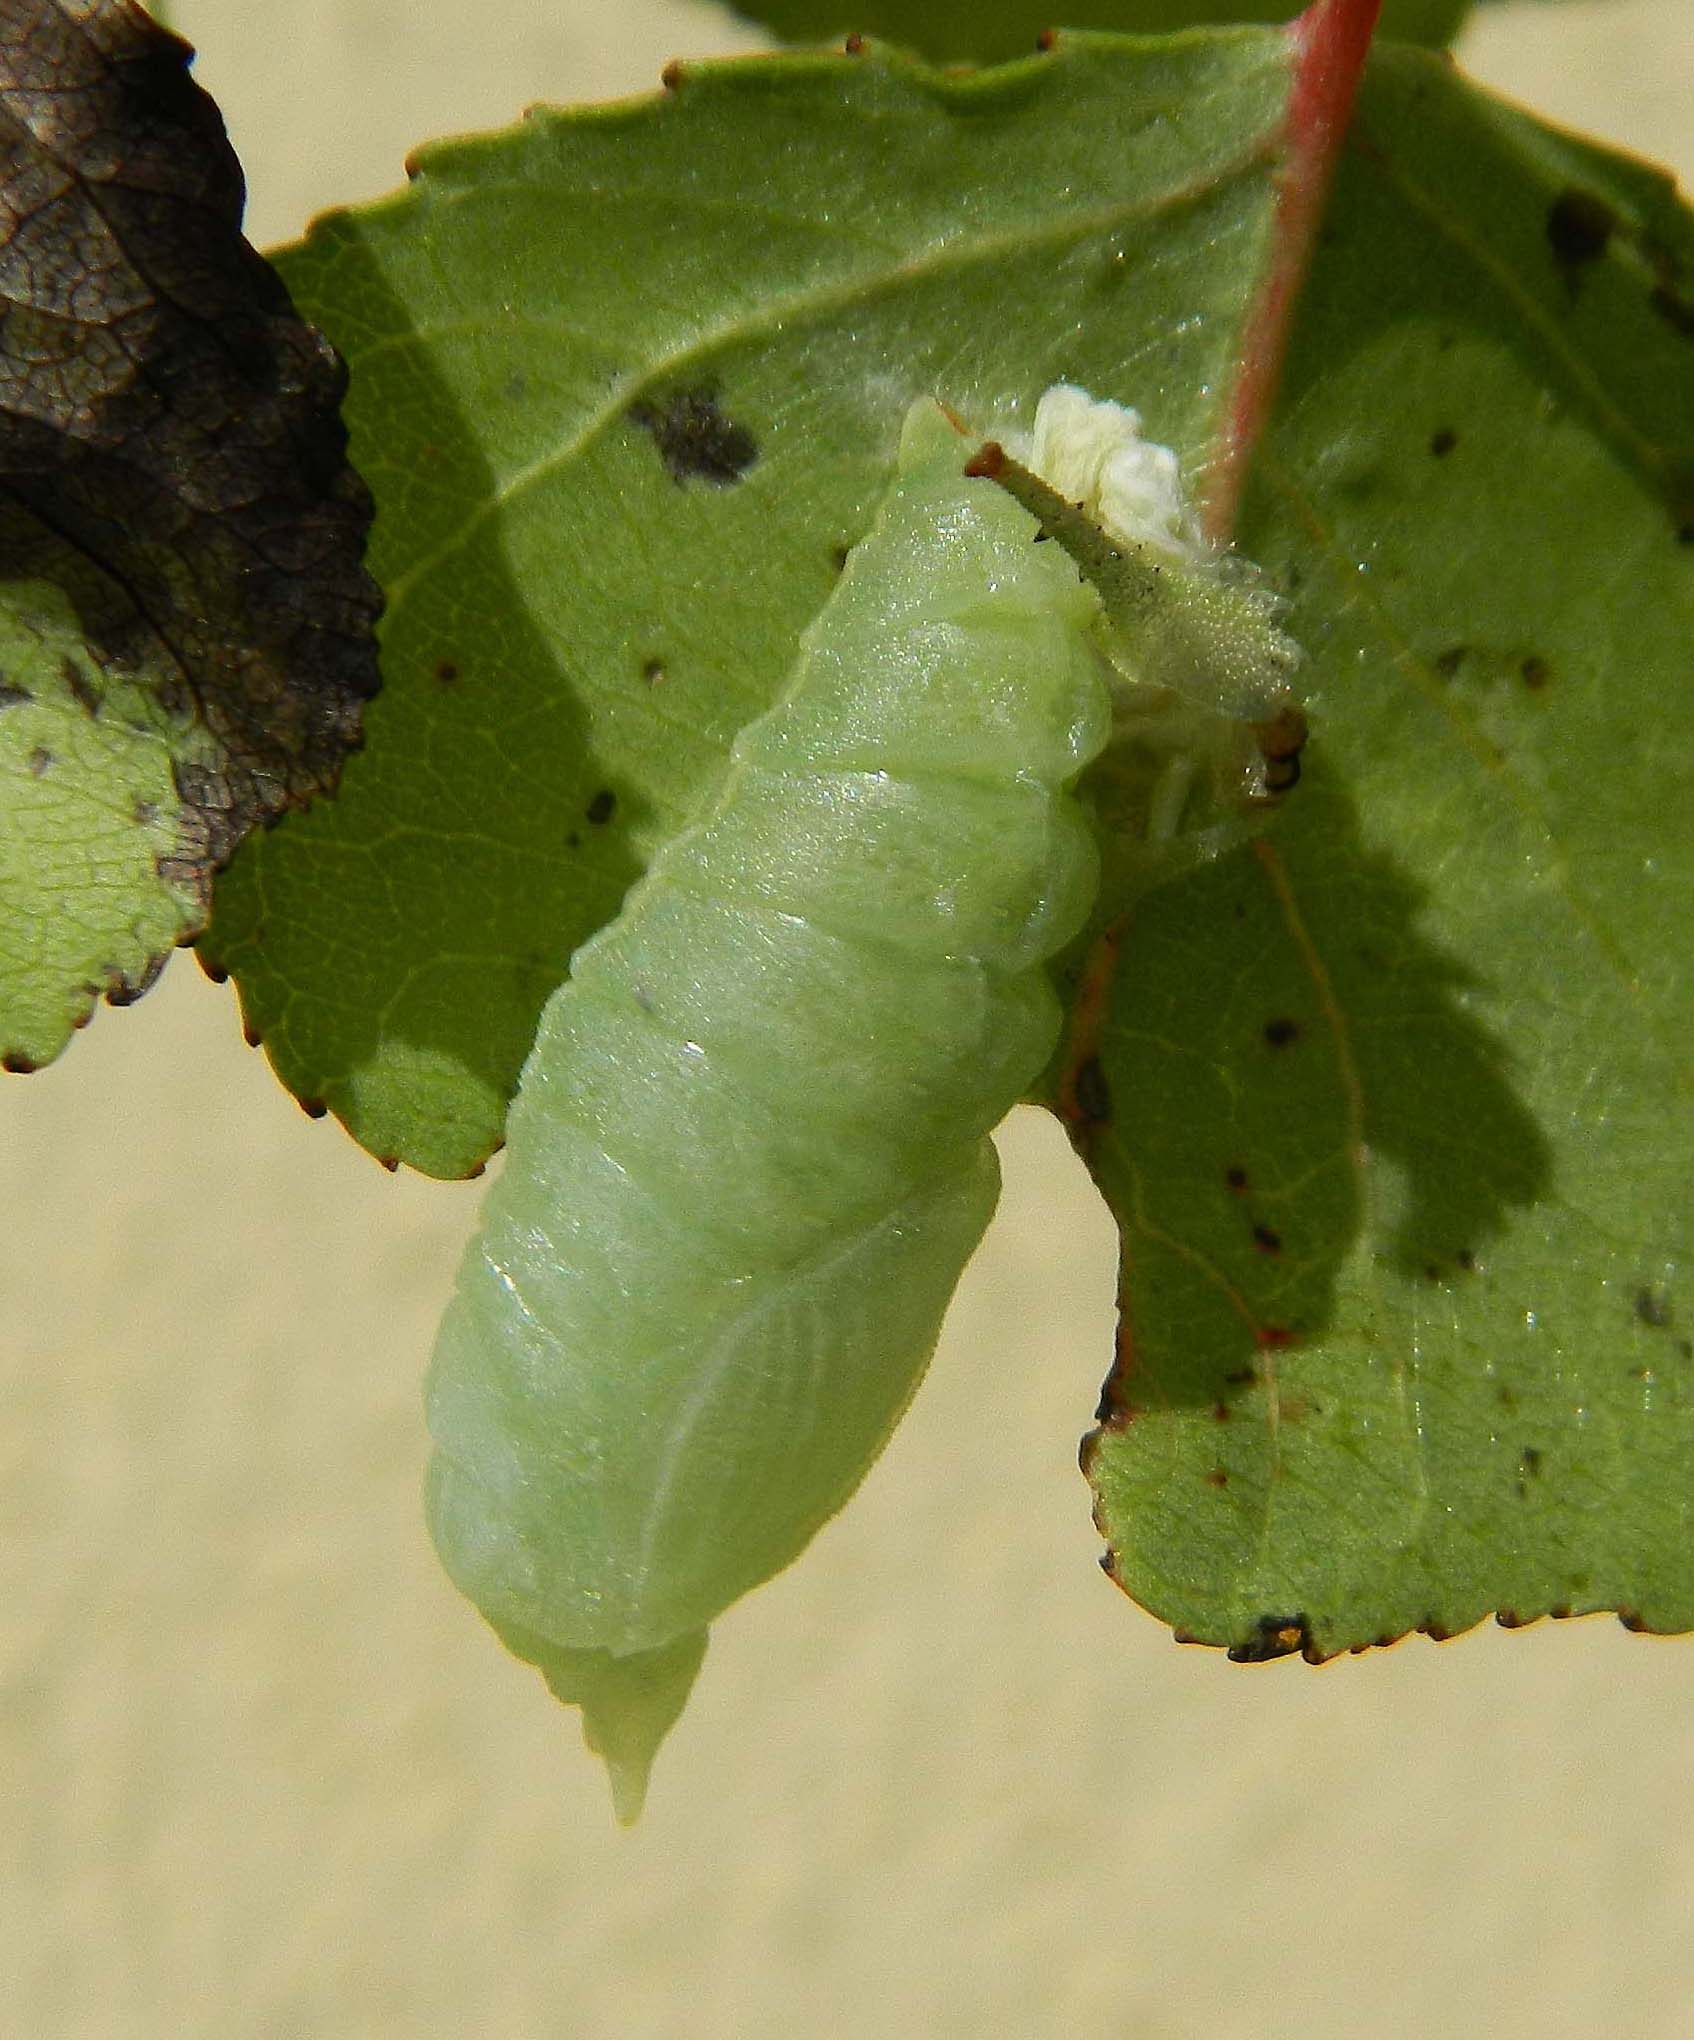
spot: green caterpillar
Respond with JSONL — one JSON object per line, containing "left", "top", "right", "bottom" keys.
{"left": 425, "top": 393, "right": 1301, "bottom": 1818}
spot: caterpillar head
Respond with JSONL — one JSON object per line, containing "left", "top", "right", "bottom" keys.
{"left": 968, "top": 385, "right": 1308, "bottom": 884}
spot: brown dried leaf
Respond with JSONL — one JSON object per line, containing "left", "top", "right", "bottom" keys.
{"left": 0, "top": 0, "right": 380, "bottom": 1066}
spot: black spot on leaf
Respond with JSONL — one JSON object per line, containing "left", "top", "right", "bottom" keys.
{"left": 1434, "top": 646, "right": 1466, "bottom": 679}
{"left": 1521, "top": 655, "right": 1551, "bottom": 690}
{"left": 1073, "top": 1054, "right": 1111, "bottom": 1126}
{"left": 0, "top": 675, "right": 28, "bottom": 706}
{"left": 27, "top": 745, "right": 52, "bottom": 776}
{"left": 62, "top": 660, "right": 100, "bottom": 716}
{"left": 1636, "top": 1286, "right": 1674, "bottom": 1329}
{"left": 630, "top": 385, "right": 758, "bottom": 486}
{"left": 586, "top": 789, "right": 617, "bottom": 826}
{"left": 1429, "top": 427, "right": 1457, "bottom": 458}
{"left": 1263, "top": 1016, "right": 1301, "bottom": 1048}
{"left": 1252, "top": 1223, "right": 1282, "bottom": 1256}
{"left": 1546, "top": 188, "right": 1617, "bottom": 268}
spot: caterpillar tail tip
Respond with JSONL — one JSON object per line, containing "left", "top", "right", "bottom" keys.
{"left": 496, "top": 1621, "right": 710, "bottom": 1825}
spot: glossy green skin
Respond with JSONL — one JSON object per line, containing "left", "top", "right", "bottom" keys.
{"left": 426, "top": 403, "right": 1111, "bottom": 1699}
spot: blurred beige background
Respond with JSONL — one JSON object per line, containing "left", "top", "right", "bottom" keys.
{"left": 4, "top": 2, "right": 1693, "bottom": 2035}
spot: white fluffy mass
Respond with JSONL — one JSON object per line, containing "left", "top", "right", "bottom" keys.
{"left": 1023, "top": 384, "right": 1202, "bottom": 562}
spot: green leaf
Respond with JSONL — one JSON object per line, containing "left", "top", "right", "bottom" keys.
{"left": 208, "top": 25, "right": 1694, "bottom": 1653}
{"left": 0, "top": 1, "right": 380, "bottom": 1070}
{"left": 0, "top": 574, "right": 201, "bottom": 1061}
{"left": 1073, "top": 50, "right": 1694, "bottom": 1654}
{"left": 205, "top": 32, "right": 1295, "bottom": 1177}
{"left": 728, "top": 0, "right": 1470, "bottom": 64}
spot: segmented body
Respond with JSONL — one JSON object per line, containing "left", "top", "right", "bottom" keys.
{"left": 426, "top": 401, "right": 1112, "bottom": 1690}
